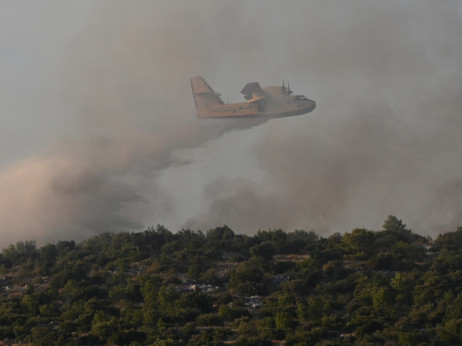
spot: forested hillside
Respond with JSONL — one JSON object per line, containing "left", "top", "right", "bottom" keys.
{"left": 1, "top": 215, "right": 461, "bottom": 345}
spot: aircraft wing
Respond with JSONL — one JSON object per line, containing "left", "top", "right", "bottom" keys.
{"left": 241, "top": 82, "right": 266, "bottom": 102}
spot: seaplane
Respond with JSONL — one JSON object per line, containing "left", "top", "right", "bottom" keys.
{"left": 190, "top": 76, "right": 315, "bottom": 119}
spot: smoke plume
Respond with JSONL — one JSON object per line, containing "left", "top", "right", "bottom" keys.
{"left": 184, "top": 1, "right": 462, "bottom": 236}
{"left": 1, "top": 1, "right": 462, "bottom": 247}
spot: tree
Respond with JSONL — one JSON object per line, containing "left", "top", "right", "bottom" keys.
{"left": 434, "top": 227, "right": 462, "bottom": 252}
{"left": 342, "top": 228, "right": 375, "bottom": 256}
{"left": 275, "top": 311, "right": 296, "bottom": 332}
{"left": 37, "top": 244, "right": 58, "bottom": 273}
{"left": 250, "top": 242, "right": 275, "bottom": 261}
{"left": 91, "top": 311, "right": 118, "bottom": 342}
{"left": 382, "top": 215, "right": 414, "bottom": 243}
{"left": 372, "top": 287, "right": 394, "bottom": 312}
{"left": 2, "top": 240, "right": 38, "bottom": 266}
{"left": 227, "top": 261, "right": 269, "bottom": 295}
{"left": 30, "top": 325, "right": 59, "bottom": 346}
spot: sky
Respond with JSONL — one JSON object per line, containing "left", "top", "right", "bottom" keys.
{"left": 1, "top": 1, "right": 462, "bottom": 246}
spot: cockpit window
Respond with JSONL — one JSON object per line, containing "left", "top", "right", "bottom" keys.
{"left": 294, "top": 95, "right": 308, "bottom": 101}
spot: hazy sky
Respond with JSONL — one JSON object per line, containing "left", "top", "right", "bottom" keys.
{"left": 1, "top": 1, "right": 462, "bottom": 246}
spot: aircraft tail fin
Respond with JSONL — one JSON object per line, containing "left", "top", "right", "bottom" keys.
{"left": 190, "top": 76, "right": 224, "bottom": 118}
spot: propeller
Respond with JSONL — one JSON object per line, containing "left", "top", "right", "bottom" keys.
{"left": 287, "top": 82, "right": 292, "bottom": 95}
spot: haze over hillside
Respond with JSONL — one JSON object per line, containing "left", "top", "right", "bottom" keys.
{"left": 1, "top": 1, "right": 462, "bottom": 246}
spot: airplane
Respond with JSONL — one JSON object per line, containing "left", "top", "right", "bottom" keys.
{"left": 190, "top": 76, "right": 316, "bottom": 119}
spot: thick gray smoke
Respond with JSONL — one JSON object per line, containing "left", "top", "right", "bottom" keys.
{"left": 1, "top": 1, "right": 461, "bottom": 246}
{"left": 184, "top": 1, "right": 462, "bottom": 236}
{"left": 0, "top": 2, "right": 268, "bottom": 246}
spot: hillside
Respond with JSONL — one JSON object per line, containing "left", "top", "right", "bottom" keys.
{"left": 0, "top": 215, "right": 461, "bottom": 345}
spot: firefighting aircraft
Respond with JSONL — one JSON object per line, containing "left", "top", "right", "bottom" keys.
{"left": 190, "top": 76, "right": 316, "bottom": 119}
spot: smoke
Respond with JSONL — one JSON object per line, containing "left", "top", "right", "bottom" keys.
{"left": 185, "top": 1, "right": 462, "bottom": 236}
{"left": 190, "top": 96, "right": 462, "bottom": 235}
{"left": 1, "top": 1, "right": 462, "bottom": 246}
{"left": 0, "top": 1, "right": 268, "bottom": 246}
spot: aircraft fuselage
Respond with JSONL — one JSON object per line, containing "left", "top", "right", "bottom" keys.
{"left": 202, "top": 99, "right": 315, "bottom": 119}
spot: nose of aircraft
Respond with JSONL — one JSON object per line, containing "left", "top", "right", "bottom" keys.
{"left": 306, "top": 99, "right": 316, "bottom": 112}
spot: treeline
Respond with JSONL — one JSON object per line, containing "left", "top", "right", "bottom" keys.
{"left": 0, "top": 216, "right": 461, "bottom": 345}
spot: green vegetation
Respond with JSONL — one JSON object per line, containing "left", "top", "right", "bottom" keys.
{"left": 0, "top": 216, "right": 461, "bottom": 345}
